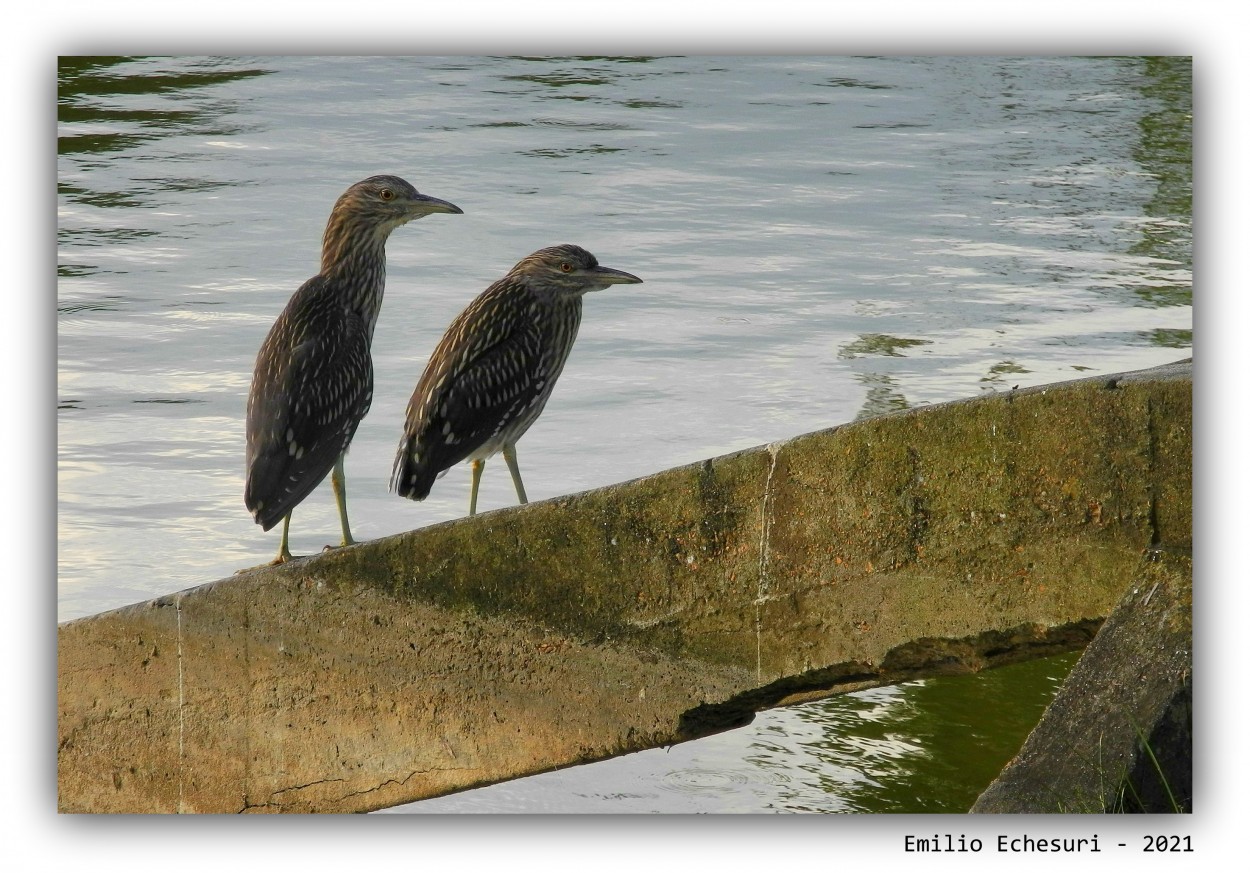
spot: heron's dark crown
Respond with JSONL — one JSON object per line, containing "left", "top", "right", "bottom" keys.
{"left": 507, "top": 244, "right": 642, "bottom": 295}
{"left": 320, "top": 175, "right": 461, "bottom": 276}
{"left": 512, "top": 243, "right": 597, "bottom": 271}
{"left": 330, "top": 175, "right": 460, "bottom": 227}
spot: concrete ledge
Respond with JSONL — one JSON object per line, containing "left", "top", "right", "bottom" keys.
{"left": 57, "top": 360, "right": 1191, "bottom": 813}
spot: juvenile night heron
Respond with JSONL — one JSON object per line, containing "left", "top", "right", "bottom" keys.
{"left": 245, "top": 175, "right": 462, "bottom": 563}
{"left": 391, "top": 244, "right": 642, "bottom": 514}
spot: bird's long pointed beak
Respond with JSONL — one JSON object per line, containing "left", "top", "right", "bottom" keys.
{"left": 589, "top": 265, "right": 643, "bottom": 285}
{"left": 413, "top": 194, "right": 464, "bottom": 216}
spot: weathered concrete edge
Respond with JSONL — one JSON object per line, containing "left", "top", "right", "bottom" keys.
{"left": 302, "top": 357, "right": 1191, "bottom": 667}
{"left": 57, "top": 360, "right": 1192, "bottom": 813}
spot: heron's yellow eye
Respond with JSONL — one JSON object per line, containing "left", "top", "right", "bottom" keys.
{"left": 560, "top": 262, "right": 573, "bottom": 273}
{"left": 379, "top": 189, "right": 395, "bottom": 201}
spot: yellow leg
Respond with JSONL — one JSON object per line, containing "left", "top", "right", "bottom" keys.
{"left": 331, "top": 452, "right": 357, "bottom": 546}
{"left": 502, "top": 444, "right": 528, "bottom": 505}
{"left": 469, "top": 458, "right": 484, "bottom": 516}
{"left": 271, "top": 512, "right": 294, "bottom": 564}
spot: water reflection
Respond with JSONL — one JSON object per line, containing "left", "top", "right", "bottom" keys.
{"left": 982, "top": 359, "right": 1031, "bottom": 385}
{"left": 854, "top": 372, "right": 912, "bottom": 420}
{"left": 839, "top": 333, "right": 933, "bottom": 359}
{"left": 1130, "top": 56, "right": 1192, "bottom": 297}
{"left": 58, "top": 64, "right": 265, "bottom": 148}
{"left": 489, "top": 56, "right": 671, "bottom": 106}
{"left": 1145, "top": 328, "right": 1193, "bottom": 348}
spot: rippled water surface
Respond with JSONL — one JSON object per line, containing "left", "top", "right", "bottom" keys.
{"left": 57, "top": 56, "right": 1191, "bottom": 813}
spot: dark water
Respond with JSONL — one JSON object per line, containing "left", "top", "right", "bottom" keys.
{"left": 57, "top": 56, "right": 1191, "bottom": 813}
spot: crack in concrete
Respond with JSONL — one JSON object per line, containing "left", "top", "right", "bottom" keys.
{"left": 272, "top": 777, "right": 347, "bottom": 797}
{"left": 335, "top": 771, "right": 418, "bottom": 802}
{"left": 234, "top": 758, "right": 484, "bottom": 812}
{"left": 755, "top": 441, "right": 783, "bottom": 682}
{"left": 236, "top": 777, "right": 350, "bottom": 813}
{"left": 332, "top": 766, "right": 480, "bottom": 808}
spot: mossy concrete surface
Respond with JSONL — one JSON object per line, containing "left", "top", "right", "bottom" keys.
{"left": 57, "top": 360, "right": 1191, "bottom": 813}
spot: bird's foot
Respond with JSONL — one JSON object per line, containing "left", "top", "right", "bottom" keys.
{"left": 234, "top": 552, "right": 294, "bottom": 573}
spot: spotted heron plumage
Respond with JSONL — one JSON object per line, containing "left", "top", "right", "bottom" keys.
{"left": 391, "top": 244, "right": 642, "bottom": 514}
{"left": 245, "top": 175, "right": 462, "bottom": 563}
